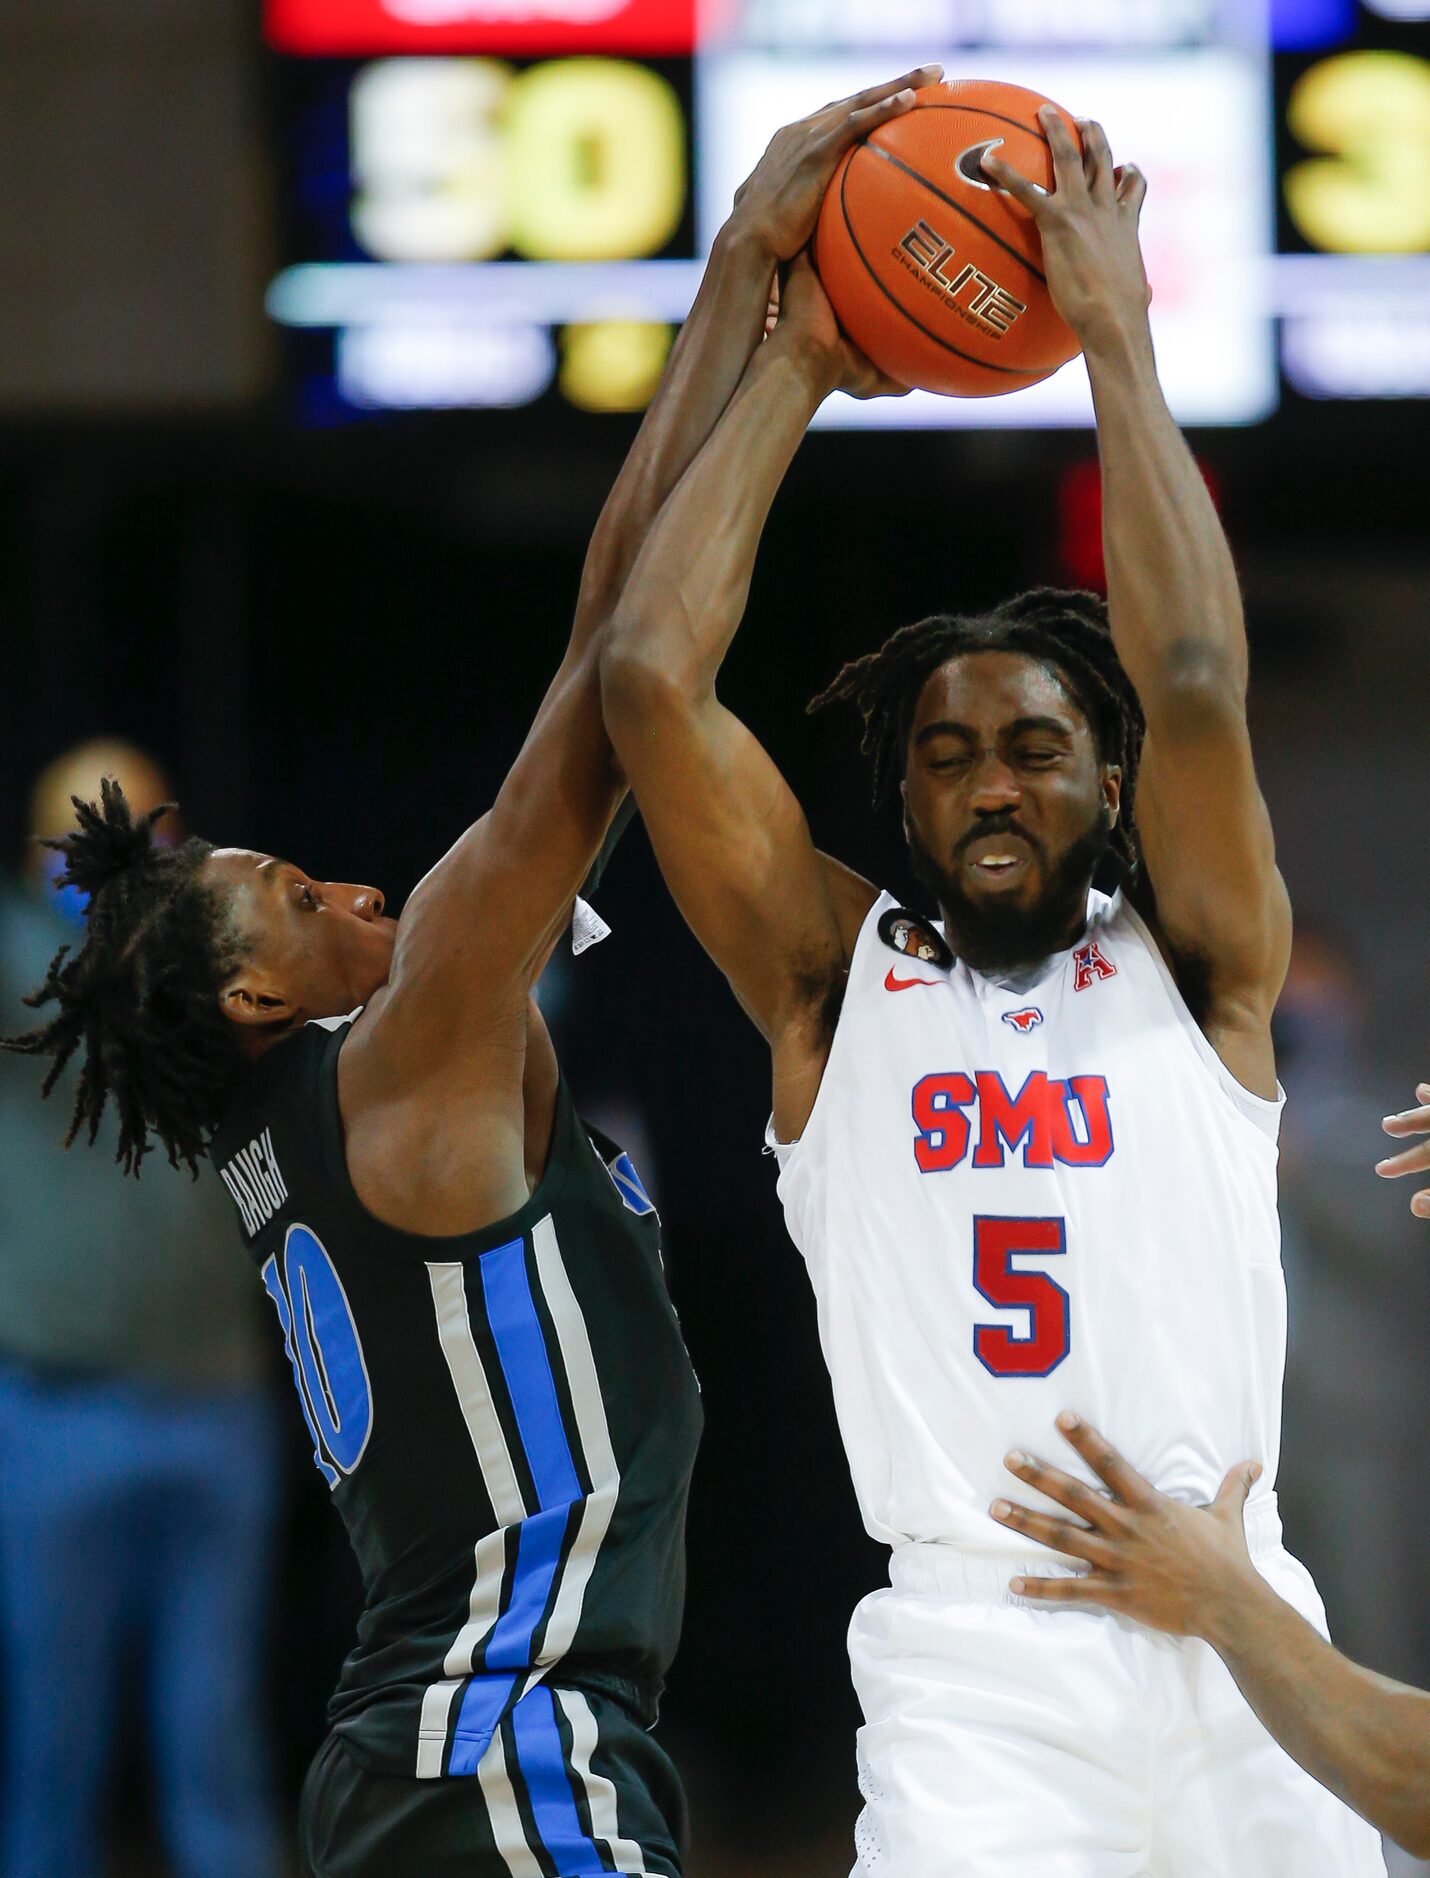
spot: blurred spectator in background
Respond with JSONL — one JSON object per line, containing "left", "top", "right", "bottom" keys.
{"left": 0, "top": 740, "right": 283, "bottom": 1878}
{"left": 1274, "top": 923, "right": 1430, "bottom": 1693}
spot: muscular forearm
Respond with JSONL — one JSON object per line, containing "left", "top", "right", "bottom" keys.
{"left": 1085, "top": 324, "right": 1248, "bottom": 707}
{"left": 571, "top": 222, "right": 772, "bottom": 647}
{"left": 1206, "top": 1574, "right": 1430, "bottom": 1854}
{"left": 605, "top": 332, "right": 835, "bottom": 699}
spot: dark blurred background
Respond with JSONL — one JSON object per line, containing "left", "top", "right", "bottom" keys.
{"left": 0, "top": 0, "right": 1426, "bottom": 1872}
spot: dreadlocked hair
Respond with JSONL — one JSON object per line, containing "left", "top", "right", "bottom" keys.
{"left": 1, "top": 778, "right": 245, "bottom": 1177}
{"left": 808, "top": 587, "right": 1146, "bottom": 882}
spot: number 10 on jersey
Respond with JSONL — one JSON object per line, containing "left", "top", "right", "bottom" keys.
{"left": 972, "top": 1216, "right": 1070, "bottom": 1378}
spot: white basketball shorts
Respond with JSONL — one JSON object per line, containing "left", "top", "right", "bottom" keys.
{"left": 848, "top": 1523, "right": 1387, "bottom": 1877}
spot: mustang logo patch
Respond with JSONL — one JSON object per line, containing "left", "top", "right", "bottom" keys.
{"left": 1001, "top": 1006, "right": 1045, "bottom": 1033}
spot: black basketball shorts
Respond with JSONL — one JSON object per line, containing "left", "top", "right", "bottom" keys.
{"left": 300, "top": 1683, "right": 685, "bottom": 1877}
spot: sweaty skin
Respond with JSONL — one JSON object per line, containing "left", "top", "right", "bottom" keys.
{"left": 992, "top": 1413, "right": 1430, "bottom": 1858}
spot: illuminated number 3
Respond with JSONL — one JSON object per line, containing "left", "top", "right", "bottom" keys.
{"left": 972, "top": 1216, "right": 1070, "bottom": 1379}
{"left": 262, "top": 1224, "right": 373, "bottom": 1487}
{"left": 1285, "top": 51, "right": 1430, "bottom": 254}
{"left": 350, "top": 57, "right": 686, "bottom": 263}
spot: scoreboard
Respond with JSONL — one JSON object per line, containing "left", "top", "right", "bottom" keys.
{"left": 264, "top": 0, "right": 1430, "bottom": 424}
{"left": 266, "top": 0, "right": 698, "bottom": 57}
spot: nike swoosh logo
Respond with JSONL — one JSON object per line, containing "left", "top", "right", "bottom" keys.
{"left": 885, "top": 967, "right": 942, "bottom": 992}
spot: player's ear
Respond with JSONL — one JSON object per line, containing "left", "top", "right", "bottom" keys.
{"left": 219, "top": 964, "right": 299, "bottom": 1031}
{"left": 1101, "top": 765, "right": 1122, "bottom": 826}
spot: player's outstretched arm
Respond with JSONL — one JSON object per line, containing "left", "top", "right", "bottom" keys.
{"left": 1378, "top": 1081, "right": 1430, "bottom": 1220}
{"left": 986, "top": 119, "right": 1290, "bottom": 1098}
{"left": 989, "top": 1413, "right": 1430, "bottom": 1857}
{"left": 571, "top": 63, "right": 939, "bottom": 655}
{"left": 377, "top": 66, "right": 940, "bottom": 1054}
{"left": 603, "top": 256, "right": 902, "bottom": 1139}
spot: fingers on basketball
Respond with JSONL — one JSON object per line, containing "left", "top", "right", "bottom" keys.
{"left": 812, "top": 80, "right": 1082, "bottom": 399}
{"left": 1116, "top": 163, "right": 1148, "bottom": 216}
{"left": 1076, "top": 117, "right": 1115, "bottom": 197}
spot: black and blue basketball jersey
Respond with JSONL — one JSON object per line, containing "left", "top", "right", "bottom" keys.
{"left": 212, "top": 1016, "right": 702, "bottom": 1785}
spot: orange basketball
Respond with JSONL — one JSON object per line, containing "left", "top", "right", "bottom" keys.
{"left": 814, "top": 79, "right": 1083, "bottom": 398}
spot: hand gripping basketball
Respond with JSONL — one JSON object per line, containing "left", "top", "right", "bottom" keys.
{"left": 813, "top": 79, "right": 1090, "bottom": 398}
{"left": 981, "top": 108, "right": 1151, "bottom": 354}
{"left": 775, "top": 252, "right": 911, "bottom": 403}
{"left": 813, "top": 81, "right": 1149, "bottom": 397}
{"left": 730, "top": 65, "right": 944, "bottom": 264}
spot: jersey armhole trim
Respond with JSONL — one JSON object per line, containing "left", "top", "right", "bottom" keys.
{"left": 1114, "top": 895, "right": 1284, "bottom": 1143}
{"left": 317, "top": 1022, "right": 579, "bottom": 1260}
{"left": 764, "top": 889, "right": 899, "bottom": 1169}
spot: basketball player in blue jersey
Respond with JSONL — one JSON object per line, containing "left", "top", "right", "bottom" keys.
{"left": 1, "top": 68, "right": 941, "bottom": 1877}
{"left": 601, "top": 105, "right": 1386, "bottom": 1873}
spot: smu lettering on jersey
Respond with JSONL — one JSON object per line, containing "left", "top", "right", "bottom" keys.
{"left": 212, "top": 1018, "right": 702, "bottom": 1779}
{"left": 767, "top": 889, "right": 1286, "bottom": 1554}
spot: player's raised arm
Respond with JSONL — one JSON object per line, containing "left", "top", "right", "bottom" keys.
{"left": 370, "top": 67, "right": 940, "bottom": 1066}
{"left": 985, "top": 117, "right": 1291, "bottom": 1098}
{"left": 991, "top": 1415, "right": 1430, "bottom": 1857}
{"left": 602, "top": 255, "right": 904, "bottom": 1138}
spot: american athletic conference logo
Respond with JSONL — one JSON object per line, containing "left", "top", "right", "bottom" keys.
{"left": 1072, "top": 939, "right": 1116, "bottom": 992}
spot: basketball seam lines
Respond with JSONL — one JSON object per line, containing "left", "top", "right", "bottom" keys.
{"left": 900, "top": 101, "right": 1057, "bottom": 147}
{"left": 837, "top": 158, "right": 1044, "bottom": 381}
{"left": 857, "top": 140, "right": 1050, "bottom": 288}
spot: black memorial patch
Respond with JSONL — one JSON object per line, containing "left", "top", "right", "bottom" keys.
{"left": 877, "top": 907, "right": 953, "bottom": 971}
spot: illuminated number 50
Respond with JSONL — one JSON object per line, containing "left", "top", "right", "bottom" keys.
{"left": 351, "top": 57, "right": 686, "bottom": 263}
{"left": 262, "top": 1225, "right": 373, "bottom": 1487}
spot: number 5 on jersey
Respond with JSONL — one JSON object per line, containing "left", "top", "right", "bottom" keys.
{"left": 972, "top": 1216, "right": 1070, "bottom": 1377}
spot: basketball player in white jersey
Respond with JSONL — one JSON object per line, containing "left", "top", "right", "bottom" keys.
{"left": 601, "top": 104, "right": 1387, "bottom": 1874}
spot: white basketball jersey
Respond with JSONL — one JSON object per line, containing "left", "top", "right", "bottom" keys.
{"left": 768, "top": 888, "right": 1287, "bottom": 1553}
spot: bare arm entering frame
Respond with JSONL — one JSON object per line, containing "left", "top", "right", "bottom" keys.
{"left": 985, "top": 116, "right": 1291, "bottom": 1100}
{"left": 992, "top": 1415, "right": 1430, "bottom": 1859}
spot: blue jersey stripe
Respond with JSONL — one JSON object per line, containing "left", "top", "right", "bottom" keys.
{"left": 510, "top": 1685, "right": 611, "bottom": 1875}
{"left": 447, "top": 1670, "right": 519, "bottom": 1778}
{"left": 444, "top": 1233, "right": 591, "bottom": 1779}
{"left": 481, "top": 1238, "right": 584, "bottom": 1509}
{"left": 482, "top": 1505, "right": 571, "bottom": 1671}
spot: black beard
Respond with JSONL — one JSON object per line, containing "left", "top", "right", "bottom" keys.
{"left": 907, "top": 812, "right": 1114, "bottom": 976}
